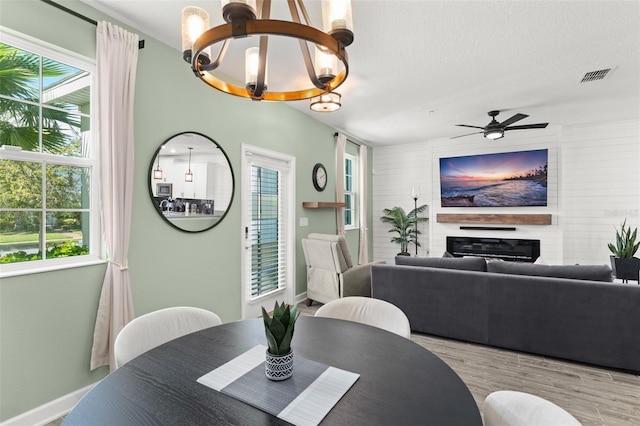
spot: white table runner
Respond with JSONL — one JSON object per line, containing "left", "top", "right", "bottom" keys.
{"left": 197, "top": 345, "right": 359, "bottom": 426}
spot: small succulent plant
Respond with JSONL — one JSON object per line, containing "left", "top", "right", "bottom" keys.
{"left": 261, "top": 301, "right": 299, "bottom": 355}
{"left": 608, "top": 220, "right": 640, "bottom": 259}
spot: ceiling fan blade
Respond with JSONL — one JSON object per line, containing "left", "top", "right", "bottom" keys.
{"left": 455, "top": 124, "right": 485, "bottom": 130}
{"left": 504, "top": 123, "right": 549, "bottom": 130}
{"left": 450, "top": 131, "right": 483, "bottom": 139}
{"left": 499, "top": 113, "right": 528, "bottom": 127}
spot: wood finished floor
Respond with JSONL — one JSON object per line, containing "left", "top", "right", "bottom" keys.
{"left": 299, "top": 302, "right": 640, "bottom": 426}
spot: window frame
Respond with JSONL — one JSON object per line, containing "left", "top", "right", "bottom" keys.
{"left": 0, "top": 31, "right": 101, "bottom": 278}
{"left": 344, "top": 153, "right": 358, "bottom": 231}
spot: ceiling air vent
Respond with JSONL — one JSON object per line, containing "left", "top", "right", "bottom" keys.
{"left": 579, "top": 68, "right": 614, "bottom": 83}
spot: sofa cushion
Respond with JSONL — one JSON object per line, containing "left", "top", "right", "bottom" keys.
{"left": 395, "top": 256, "right": 487, "bottom": 272}
{"left": 486, "top": 261, "right": 613, "bottom": 282}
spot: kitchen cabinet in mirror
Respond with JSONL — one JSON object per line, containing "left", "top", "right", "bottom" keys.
{"left": 148, "top": 132, "right": 234, "bottom": 233}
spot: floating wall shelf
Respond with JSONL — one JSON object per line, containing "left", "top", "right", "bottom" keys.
{"left": 302, "top": 202, "right": 346, "bottom": 209}
{"left": 436, "top": 213, "right": 552, "bottom": 225}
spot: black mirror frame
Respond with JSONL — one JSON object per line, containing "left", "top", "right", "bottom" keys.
{"left": 148, "top": 131, "right": 235, "bottom": 233}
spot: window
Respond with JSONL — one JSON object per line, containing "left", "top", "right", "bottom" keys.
{"left": 344, "top": 154, "right": 358, "bottom": 230}
{"left": 0, "top": 32, "right": 98, "bottom": 274}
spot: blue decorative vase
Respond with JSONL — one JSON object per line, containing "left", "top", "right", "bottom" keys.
{"left": 265, "top": 349, "right": 294, "bottom": 381}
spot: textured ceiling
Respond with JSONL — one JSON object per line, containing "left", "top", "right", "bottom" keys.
{"left": 81, "top": 0, "right": 640, "bottom": 146}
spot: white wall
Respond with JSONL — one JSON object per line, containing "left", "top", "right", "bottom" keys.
{"left": 560, "top": 120, "right": 640, "bottom": 265}
{"left": 372, "top": 142, "right": 431, "bottom": 263}
{"left": 373, "top": 119, "right": 639, "bottom": 266}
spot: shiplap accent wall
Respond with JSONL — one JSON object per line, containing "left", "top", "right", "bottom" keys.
{"left": 372, "top": 119, "right": 639, "bottom": 266}
{"left": 372, "top": 142, "right": 431, "bottom": 264}
{"left": 560, "top": 120, "right": 640, "bottom": 265}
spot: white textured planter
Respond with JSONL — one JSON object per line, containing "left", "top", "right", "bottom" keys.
{"left": 265, "top": 349, "right": 294, "bottom": 381}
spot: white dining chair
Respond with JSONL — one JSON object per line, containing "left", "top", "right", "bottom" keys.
{"left": 483, "top": 391, "right": 582, "bottom": 426}
{"left": 114, "top": 306, "right": 222, "bottom": 368}
{"left": 314, "top": 296, "right": 411, "bottom": 339}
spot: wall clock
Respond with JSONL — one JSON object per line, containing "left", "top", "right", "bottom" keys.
{"left": 312, "top": 163, "right": 327, "bottom": 192}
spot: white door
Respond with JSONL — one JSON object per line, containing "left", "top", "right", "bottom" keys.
{"left": 241, "top": 145, "right": 296, "bottom": 319}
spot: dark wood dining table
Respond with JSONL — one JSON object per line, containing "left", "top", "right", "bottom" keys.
{"left": 63, "top": 316, "right": 482, "bottom": 425}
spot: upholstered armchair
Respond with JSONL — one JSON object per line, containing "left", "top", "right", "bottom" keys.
{"left": 301, "top": 233, "right": 385, "bottom": 306}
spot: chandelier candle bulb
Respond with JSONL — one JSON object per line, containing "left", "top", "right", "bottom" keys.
{"left": 315, "top": 48, "right": 337, "bottom": 83}
{"left": 245, "top": 47, "right": 267, "bottom": 90}
{"left": 221, "top": 0, "right": 257, "bottom": 22}
{"left": 322, "top": 0, "right": 354, "bottom": 46}
{"left": 181, "top": 7, "right": 210, "bottom": 63}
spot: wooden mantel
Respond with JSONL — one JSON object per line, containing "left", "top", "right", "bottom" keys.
{"left": 302, "top": 202, "right": 346, "bottom": 209}
{"left": 437, "top": 213, "right": 552, "bottom": 225}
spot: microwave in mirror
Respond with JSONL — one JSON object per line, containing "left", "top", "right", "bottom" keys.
{"left": 156, "top": 183, "right": 172, "bottom": 198}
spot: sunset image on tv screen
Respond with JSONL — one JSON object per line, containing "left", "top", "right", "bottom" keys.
{"left": 439, "top": 149, "right": 548, "bottom": 207}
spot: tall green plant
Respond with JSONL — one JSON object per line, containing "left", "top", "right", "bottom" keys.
{"left": 380, "top": 205, "right": 428, "bottom": 254}
{"left": 261, "top": 301, "right": 299, "bottom": 355}
{"left": 608, "top": 220, "right": 640, "bottom": 259}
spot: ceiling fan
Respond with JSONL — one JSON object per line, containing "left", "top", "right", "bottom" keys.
{"left": 452, "top": 110, "right": 549, "bottom": 140}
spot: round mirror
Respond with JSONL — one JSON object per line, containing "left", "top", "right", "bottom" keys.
{"left": 148, "top": 132, "right": 234, "bottom": 233}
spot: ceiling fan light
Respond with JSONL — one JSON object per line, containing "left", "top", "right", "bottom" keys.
{"left": 485, "top": 129, "right": 504, "bottom": 140}
{"left": 221, "top": 0, "right": 257, "bottom": 22}
{"left": 322, "top": 0, "right": 354, "bottom": 46}
{"left": 181, "top": 7, "right": 210, "bottom": 64}
{"left": 310, "top": 92, "right": 341, "bottom": 112}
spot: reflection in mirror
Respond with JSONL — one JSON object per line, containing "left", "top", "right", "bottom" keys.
{"left": 148, "top": 132, "right": 234, "bottom": 232}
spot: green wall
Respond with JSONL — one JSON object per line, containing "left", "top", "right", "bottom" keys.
{"left": 0, "top": 0, "right": 374, "bottom": 420}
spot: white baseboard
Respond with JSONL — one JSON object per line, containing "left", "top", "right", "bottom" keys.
{"left": 295, "top": 292, "right": 307, "bottom": 305}
{"left": 1, "top": 383, "right": 96, "bottom": 426}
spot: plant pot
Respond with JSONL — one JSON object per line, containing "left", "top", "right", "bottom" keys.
{"left": 397, "top": 252, "right": 410, "bottom": 256}
{"left": 265, "top": 349, "right": 293, "bottom": 381}
{"left": 610, "top": 256, "right": 640, "bottom": 282}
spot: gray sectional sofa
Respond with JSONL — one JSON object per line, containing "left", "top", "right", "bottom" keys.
{"left": 371, "top": 256, "right": 640, "bottom": 373}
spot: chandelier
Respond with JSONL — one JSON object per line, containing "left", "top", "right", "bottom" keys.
{"left": 181, "top": 0, "right": 353, "bottom": 102}
{"left": 310, "top": 91, "right": 341, "bottom": 112}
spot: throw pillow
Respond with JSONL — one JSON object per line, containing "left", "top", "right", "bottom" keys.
{"left": 486, "top": 262, "right": 614, "bottom": 282}
{"left": 396, "top": 256, "right": 487, "bottom": 272}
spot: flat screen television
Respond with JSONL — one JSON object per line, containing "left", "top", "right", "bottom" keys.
{"left": 439, "top": 149, "right": 548, "bottom": 207}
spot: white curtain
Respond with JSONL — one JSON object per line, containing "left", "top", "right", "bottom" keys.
{"left": 335, "top": 133, "right": 346, "bottom": 236}
{"left": 90, "top": 22, "right": 138, "bottom": 371}
{"left": 358, "top": 144, "right": 368, "bottom": 264}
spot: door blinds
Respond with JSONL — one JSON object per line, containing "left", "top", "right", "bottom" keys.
{"left": 249, "top": 163, "right": 287, "bottom": 298}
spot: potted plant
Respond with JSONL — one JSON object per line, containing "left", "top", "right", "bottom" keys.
{"left": 608, "top": 220, "right": 640, "bottom": 282}
{"left": 380, "top": 205, "right": 428, "bottom": 256}
{"left": 261, "top": 301, "right": 299, "bottom": 380}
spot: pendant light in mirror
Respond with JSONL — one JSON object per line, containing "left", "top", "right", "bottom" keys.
{"left": 185, "top": 147, "right": 194, "bottom": 182}
{"left": 153, "top": 155, "right": 163, "bottom": 179}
